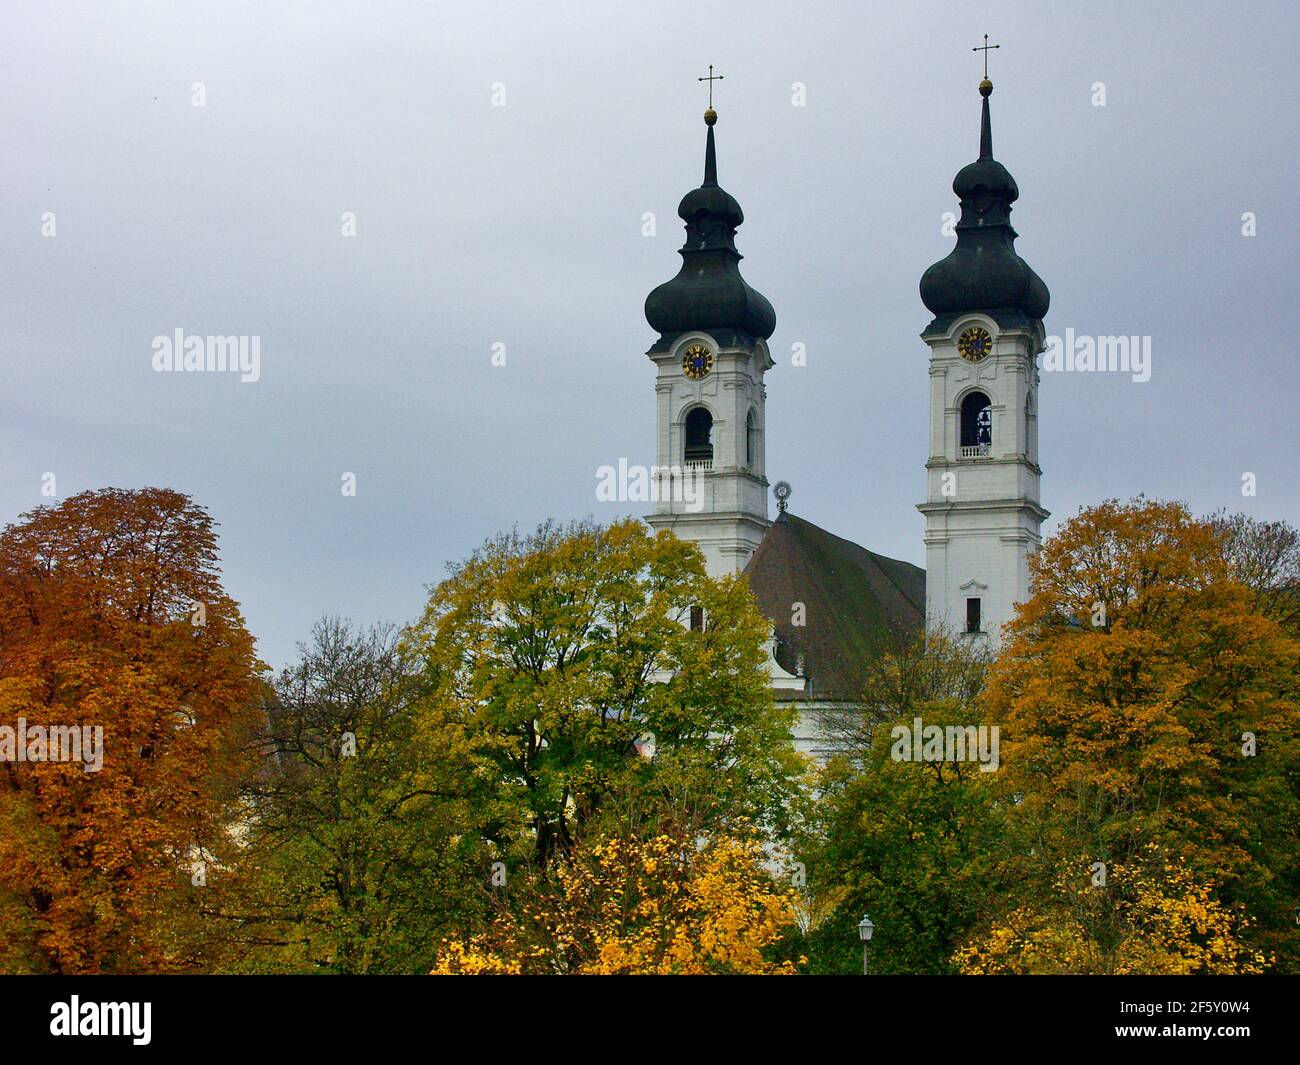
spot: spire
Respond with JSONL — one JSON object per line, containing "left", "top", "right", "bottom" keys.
{"left": 644, "top": 102, "right": 776, "bottom": 352}
{"left": 919, "top": 72, "right": 1049, "bottom": 331}
{"left": 974, "top": 32, "right": 999, "bottom": 161}
{"left": 979, "top": 79, "right": 993, "bottom": 159}
{"left": 703, "top": 118, "right": 718, "bottom": 185}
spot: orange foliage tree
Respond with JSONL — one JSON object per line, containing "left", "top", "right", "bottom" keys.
{"left": 974, "top": 498, "right": 1300, "bottom": 971}
{"left": 0, "top": 488, "right": 263, "bottom": 973}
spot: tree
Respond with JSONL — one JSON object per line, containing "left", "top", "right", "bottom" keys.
{"left": 976, "top": 498, "right": 1300, "bottom": 972}
{"left": 1209, "top": 510, "right": 1300, "bottom": 634}
{"left": 820, "top": 628, "right": 991, "bottom": 752}
{"left": 216, "top": 618, "right": 493, "bottom": 973}
{"left": 432, "top": 821, "right": 803, "bottom": 975}
{"left": 403, "top": 518, "right": 803, "bottom": 870}
{"left": 0, "top": 488, "right": 262, "bottom": 973}
{"left": 956, "top": 848, "right": 1267, "bottom": 975}
{"left": 789, "top": 635, "right": 1004, "bottom": 974}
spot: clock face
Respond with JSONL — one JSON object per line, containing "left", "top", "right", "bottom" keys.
{"left": 957, "top": 327, "right": 993, "bottom": 363}
{"left": 681, "top": 344, "right": 713, "bottom": 380}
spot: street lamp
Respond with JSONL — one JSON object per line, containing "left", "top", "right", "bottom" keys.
{"left": 857, "top": 914, "right": 875, "bottom": 975}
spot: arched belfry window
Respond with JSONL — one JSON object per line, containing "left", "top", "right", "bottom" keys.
{"left": 746, "top": 408, "right": 758, "bottom": 468}
{"left": 684, "top": 407, "right": 713, "bottom": 463}
{"left": 960, "top": 392, "right": 992, "bottom": 454}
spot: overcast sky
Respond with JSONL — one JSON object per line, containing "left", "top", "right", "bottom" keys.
{"left": 3, "top": 0, "right": 1296, "bottom": 669}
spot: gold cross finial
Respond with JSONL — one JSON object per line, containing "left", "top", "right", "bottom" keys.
{"left": 698, "top": 64, "right": 723, "bottom": 110}
{"left": 973, "top": 34, "right": 1000, "bottom": 79}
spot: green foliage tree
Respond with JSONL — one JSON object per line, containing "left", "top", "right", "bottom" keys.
{"left": 404, "top": 518, "right": 803, "bottom": 869}
{"left": 217, "top": 618, "right": 492, "bottom": 973}
{"left": 787, "top": 633, "right": 1003, "bottom": 974}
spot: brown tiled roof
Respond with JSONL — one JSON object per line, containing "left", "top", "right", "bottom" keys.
{"left": 743, "top": 511, "right": 925, "bottom": 702}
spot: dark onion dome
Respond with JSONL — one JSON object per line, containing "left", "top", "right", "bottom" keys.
{"left": 645, "top": 109, "right": 776, "bottom": 352}
{"left": 920, "top": 79, "right": 1049, "bottom": 332}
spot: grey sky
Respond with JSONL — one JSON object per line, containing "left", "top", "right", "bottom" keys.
{"left": 3, "top": 0, "right": 1296, "bottom": 669}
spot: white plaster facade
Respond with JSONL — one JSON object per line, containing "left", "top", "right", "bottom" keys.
{"left": 917, "top": 313, "right": 1049, "bottom": 647}
{"left": 645, "top": 330, "right": 772, "bottom": 577}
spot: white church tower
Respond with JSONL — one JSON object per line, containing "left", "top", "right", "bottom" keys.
{"left": 917, "top": 73, "right": 1051, "bottom": 644}
{"left": 643, "top": 101, "right": 776, "bottom": 577}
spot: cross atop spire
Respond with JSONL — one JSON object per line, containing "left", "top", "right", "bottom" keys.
{"left": 698, "top": 64, "right": 723, "bottom": 112}
{"left": 973, "top": 34, "right": 1000, "bottom": 80}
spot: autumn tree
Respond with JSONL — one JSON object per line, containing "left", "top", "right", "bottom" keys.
{"left": 789, "top": 634, "right": 1004, "bottom": 974}
{"left": 404, "top": 519, "right": 803, "bottom": 870}
{"left": 1209, "top": 510, "right": 1300, "bottom": 635}
{"left": 820, "top": 628, "right": 991, "bottom": 752}
{"left": 974, "top": 498, "right": 1300, "bottom": 972}
{"left": 956, "top": 848, "right": 1267, "bottom": 975}
{"left": 0, "top": 488, "right": 263, "bottom": 973}
{"left": 219, "top": 618, "right": 494, "bottom": 973}
{"left": 432, "top": 820, "right": 803, "bottom": 975}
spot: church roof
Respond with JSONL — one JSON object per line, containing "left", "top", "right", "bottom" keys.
{"left": 743, "top": 511, "right": 926, "bottom": 702}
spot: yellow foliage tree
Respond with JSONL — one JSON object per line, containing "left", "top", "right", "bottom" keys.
{"left": 433, "top": 828, "right": 803, "bottom": 975}
{"left": 956, "top": 848, "right": 1268, "bottom": 975}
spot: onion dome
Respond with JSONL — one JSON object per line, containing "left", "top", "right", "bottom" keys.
{"left": 645, "top": 109, "right": 776, "bottom": 352}
{"left": 920, "top": 79, "right": 1049, "bottom": 331}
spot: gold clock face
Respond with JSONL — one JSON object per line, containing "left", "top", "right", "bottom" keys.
{"left": 957, "top": 327, "right": 993, "bottom": 363}
{"left": 681, "top": 344, "right": 713, "bottom": 380}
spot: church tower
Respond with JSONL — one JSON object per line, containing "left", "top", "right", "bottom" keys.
{"left": 917, "top": 72, "right": 1051, "bottom": 644}
{"left": 644, "top": 101, "right": 776, "bottom": 577}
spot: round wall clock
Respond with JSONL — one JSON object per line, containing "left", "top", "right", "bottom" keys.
{"left": 681, "top": 344, "right": 713, "bottom": 380}
{"left": 957, "top": 326, "right": 993, "bottom": 363}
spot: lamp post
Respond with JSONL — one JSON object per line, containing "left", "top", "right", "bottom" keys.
{"left": 857, "top": 914, "right": 875, "bottom": 975}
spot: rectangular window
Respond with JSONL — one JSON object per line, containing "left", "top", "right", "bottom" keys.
{"left": 965, "top": 597, "right": 982, "bottom": 634}
{"left": 689, "top": 605, "right": 704, "bottom": 632}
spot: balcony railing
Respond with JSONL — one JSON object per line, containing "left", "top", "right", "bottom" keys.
{"left": 959, "top": 445, "right": 991, "bottom": 459}
{"left": 683, "top": 459, "right": 713, "bottom": 471}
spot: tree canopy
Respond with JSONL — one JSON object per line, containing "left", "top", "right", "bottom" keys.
{"left": 0, "top": 489, "right": 262, "bottom": 973}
